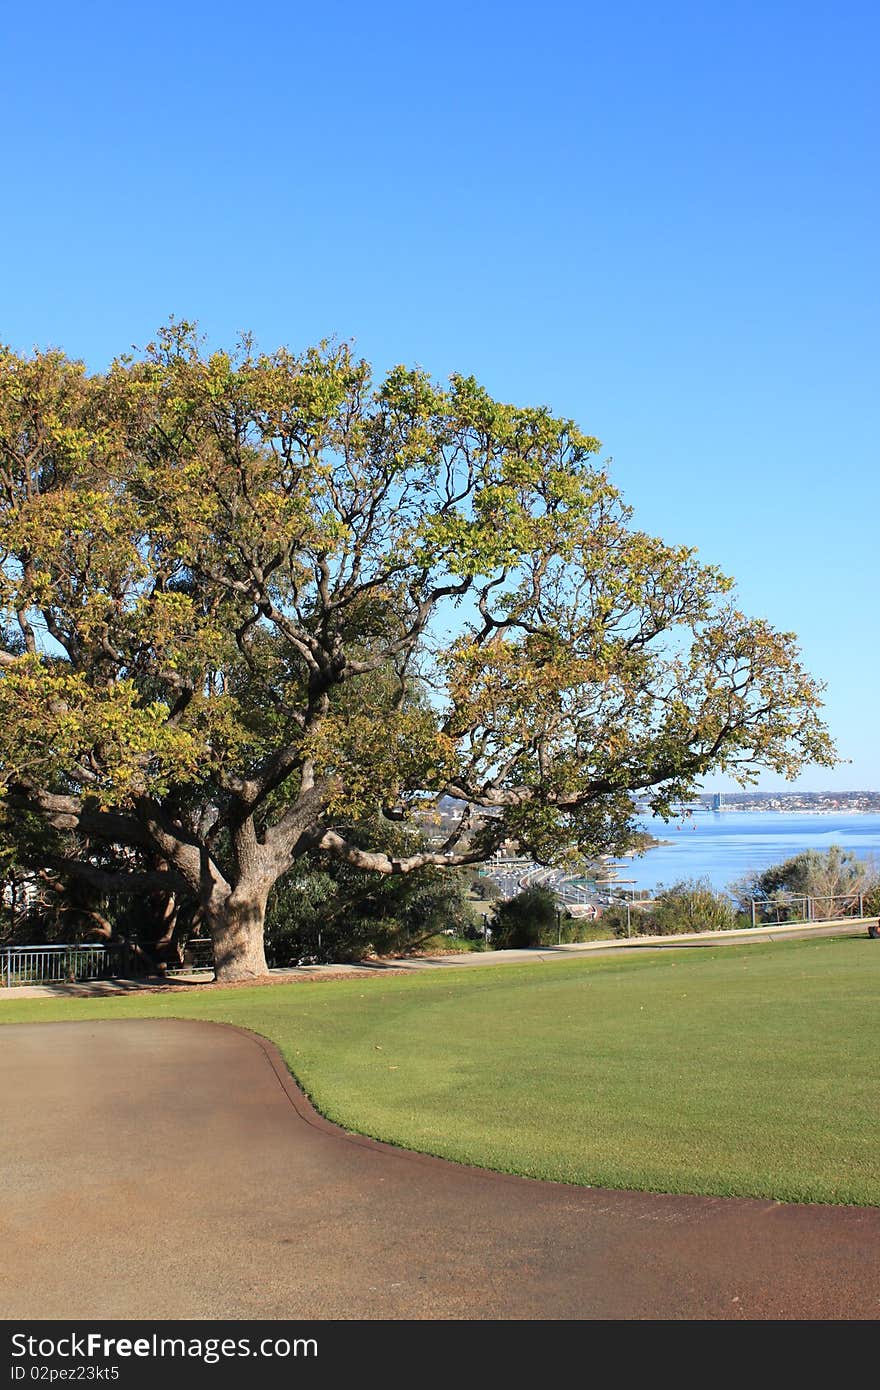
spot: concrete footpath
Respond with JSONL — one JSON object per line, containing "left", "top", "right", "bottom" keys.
{"left": 0, "top": 917, "right": 872, "bottom": 999}
{"left": 2, "top": 1018, "right": 878, "bottom": 1320}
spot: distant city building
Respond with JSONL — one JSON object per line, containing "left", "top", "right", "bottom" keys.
{"left": 696, "top": 789, "right": 880, "bottom": 813}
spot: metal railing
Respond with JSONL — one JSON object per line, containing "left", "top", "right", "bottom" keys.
{"left": 181, "top": 938, "right": 214, "bottom": 971}
{"left": 1, "top": 943, "right": 121, "bottom": 987}
{"left": 749, "top": 893, "right": 865, "bottom": 927}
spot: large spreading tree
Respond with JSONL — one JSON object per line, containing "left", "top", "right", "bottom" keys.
{"left": 0, "top": 323, "right": 836, "bottom": 978}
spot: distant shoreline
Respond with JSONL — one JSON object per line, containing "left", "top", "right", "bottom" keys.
{"left": 693, "top": 807, "right": 877, "bottom": 816}
{"left": 626, "top": 808, "right": 880, "bottom": 893}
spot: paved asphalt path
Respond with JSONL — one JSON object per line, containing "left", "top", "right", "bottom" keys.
{"left": 2, "top": 1020, "right": 878, "bottom": 1320}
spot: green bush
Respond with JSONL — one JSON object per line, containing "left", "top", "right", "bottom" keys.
{"left": 730, "top": 847, "right": 878, "bottom": 914}
{"left": 606, "top": 878, "right": 736, "bottom": 937}
{"left": 861, "top": 883, "right": 880, "bottom": 918}
{"left": 490, "top": 886, "right": 562, "bottom": 949}
{"left": 263, "top": 818, "right": 478, "bottom": 964}
{"left": 418, "top": 933, "right": 487, "bottom": 953}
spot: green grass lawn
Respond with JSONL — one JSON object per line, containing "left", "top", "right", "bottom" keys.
{"left": 2, "top": 934, "right": 877, "bottom": 1205}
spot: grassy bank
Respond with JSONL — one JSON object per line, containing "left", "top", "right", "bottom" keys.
{"left": 1, "top": 934, "right": 877, "bottom": 1204}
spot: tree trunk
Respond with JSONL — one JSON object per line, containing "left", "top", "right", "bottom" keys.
{"left": 149, "top": 890, "right": 187, "bottom": 972}
{"left": 208, "top": 887, "right": 270, "bottom": 982}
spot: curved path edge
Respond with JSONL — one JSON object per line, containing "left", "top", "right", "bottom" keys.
{"left": 2, "top": 1017, "right": 879, "bottom": 1320}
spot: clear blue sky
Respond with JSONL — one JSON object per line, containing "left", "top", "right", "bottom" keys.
{"left": 3, "top": 2, "right": 877, "bottom": 790}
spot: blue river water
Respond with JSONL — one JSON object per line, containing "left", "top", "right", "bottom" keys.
{"left": 619, "top": 811, "right": 880, "bottom": 894}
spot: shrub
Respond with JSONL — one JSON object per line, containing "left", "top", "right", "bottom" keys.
{"left": 730, "top": 847, "right": 879, "bottom": 913}
{"left": 263, "top": 824, "right": 479, "bottom": 963}
{"left": 491, "top": 886, "right": 562, "bottom": 949}
{"left": 859, "top": 883, "right": 880, "bottom": 918}
{"left": 607, "top": 878, "right": 736, "bottom": 937}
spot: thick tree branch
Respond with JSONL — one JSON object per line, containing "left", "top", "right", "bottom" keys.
{"left": 42, "top": 855, "right": 189, "bottom": 897}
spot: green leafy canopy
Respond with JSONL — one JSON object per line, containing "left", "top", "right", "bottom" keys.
{"left": 0, "top": 322, "right": 837, "bottom": 968}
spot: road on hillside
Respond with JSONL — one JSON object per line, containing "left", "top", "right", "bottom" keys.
{"left": 2, "top": 1019, "right": 878, "bottom": 1320}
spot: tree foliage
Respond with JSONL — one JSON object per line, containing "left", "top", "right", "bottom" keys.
{"left": 0, "top": 323, "right": 837, "bottom": 977}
